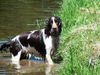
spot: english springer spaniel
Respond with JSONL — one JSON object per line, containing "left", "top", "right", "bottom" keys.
{"left": 0, "top": 16, "right": 62, "bottom": 65}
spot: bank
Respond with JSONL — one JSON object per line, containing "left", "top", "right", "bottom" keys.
{"left": 55, "top": 0, "right": 100, "bottom": 74}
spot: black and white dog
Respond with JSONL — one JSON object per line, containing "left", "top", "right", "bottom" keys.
{"left": 0, "top": 16, "right": 62, "bottom": 65}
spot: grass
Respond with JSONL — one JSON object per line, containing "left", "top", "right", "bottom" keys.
{"left": 54, "top": 0, "right": 100, "bottom": 75}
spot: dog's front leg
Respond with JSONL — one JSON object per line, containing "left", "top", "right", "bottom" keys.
{"left": 44, "top": 36, "right": 54, "bottom": 65}
{"left": 46, "top": 48, "right": 54, "bottom": 65}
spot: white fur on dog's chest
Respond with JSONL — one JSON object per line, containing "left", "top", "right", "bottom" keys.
{"left": 45, "top": 36, "right": 53, "bottom": 50}
{"left": 42, "top": 29, "right": 53, "bottom": 50}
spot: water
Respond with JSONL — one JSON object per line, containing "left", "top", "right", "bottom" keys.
{"left": 0, "top": 0, "right": 61, "bottom": 74}
{"left": 0, "top": 0, "right": 61, "bottom": 40}
{"left": 0, "top": 56, "right": 59, "bottom": 75}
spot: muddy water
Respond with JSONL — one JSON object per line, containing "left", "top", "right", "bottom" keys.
{"left": 0, "top": 0, "right": 61, "bottom": 74}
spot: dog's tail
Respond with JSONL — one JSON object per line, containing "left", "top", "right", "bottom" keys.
{"left": 0, "top": 41, "right": 11, "bottom": 52}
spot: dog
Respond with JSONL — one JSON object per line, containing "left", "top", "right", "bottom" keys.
{"left": 0, "top": 16, "right": 62, "bottom": 65}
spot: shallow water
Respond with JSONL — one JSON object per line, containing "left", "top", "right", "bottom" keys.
{"left": 0, "top": 0, "right": 61, "bottom": 74}
{"left": 0, "top": 54, "right": 58, "bottom": 75}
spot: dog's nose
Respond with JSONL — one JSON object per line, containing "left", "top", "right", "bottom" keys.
{"left": 53, "top": 28, "right": 58, "bottom": 32}
{"left": 53, "top": 28, "right": 56, "bottom": 30}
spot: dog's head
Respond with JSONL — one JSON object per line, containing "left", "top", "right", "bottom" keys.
{"left": 45, "top": 16, "right": 62, "bottom": 36}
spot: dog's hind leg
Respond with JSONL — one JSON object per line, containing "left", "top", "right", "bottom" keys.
{"left": 9, "top": 41, "right": 22, "bottom": 67}
{"left": 11, "top": 50, "right": 22, "bottom": 62}
{"left": 11, "top": 50, "right": 22, "bottom": 69}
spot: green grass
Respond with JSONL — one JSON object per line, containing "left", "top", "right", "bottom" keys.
{"left": 54, "top": 0, "right": 100, "bottom": 75}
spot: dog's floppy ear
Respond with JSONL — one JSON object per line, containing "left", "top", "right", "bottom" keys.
{"left": 56, "top": 16, "right": 62, "bottom": 35}
{"left": 45, "top": 17, "right": 52, "bottom": 36}
{"left": 58, "top": 19, "right": 62, "bottom": 35}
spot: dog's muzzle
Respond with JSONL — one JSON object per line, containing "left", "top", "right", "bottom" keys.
{"left": 52, "top": 23, "right": 58, "bottom": 31}
{"left": 52, "top": 28, "right": 58, "bottom": 32}
{"left": 51, "top": 28, "right": 59, "bottom": 36}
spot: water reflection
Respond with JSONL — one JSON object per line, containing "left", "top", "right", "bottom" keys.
{"left": 0, "top": 56, "right": 57, "bottom": 75}
{"left": 45, "top": 65, "right": 54, "bottom": 75}
{"left": 12, "top": 60, "right": 55, "bottom": 75}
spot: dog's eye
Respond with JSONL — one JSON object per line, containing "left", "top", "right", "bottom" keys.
{"left": 55, "top": 19, "right": 59, "bottom": 22}
{"left": 55, "top": 20, "right": 59, "bottom": 24}
{"left": 50, "top": 20, "right": 53, "bottom": 24}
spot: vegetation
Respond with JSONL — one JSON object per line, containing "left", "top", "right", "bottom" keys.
{"left": 55, "top": 0, "right": 100, "bottom": 74}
